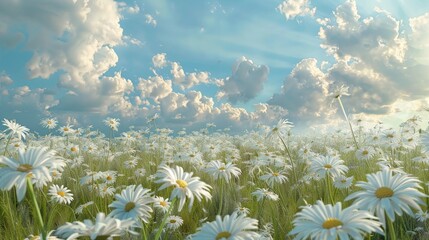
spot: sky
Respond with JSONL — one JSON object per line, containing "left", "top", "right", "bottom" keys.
{"left": 1, "top": 0, "right": 429, "bottom": 134}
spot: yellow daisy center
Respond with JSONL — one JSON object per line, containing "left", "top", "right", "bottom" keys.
{"left": 106, "top": 176, "right": 112, "bottom": 181}
{"left": 322, "top": 218, "right": 343, "bottom": 229}
{"left": 324, "top": 164, "right": 332, "bottom": 169}
{"left": 160, "top": 201, "right": 168, "bottom": 207}
{"left": 216, "top": 231, "right": 232, "bottom": 240}
{"left": 125, "top": 202, "right": 136, "bottom": 212}
{"left": 362, "top": 150, "right": 369, "bottom": 155}
{"left": 170, "top": 219, "right": 177, "bottom": 223}
{"left": 57, "top": 191, "right": 65, "bottom": 197}
{"left": 375, "top": 187, "right": 394, "bottom": 198}
{"left": 14, "top": 143, "right": 20, "bottom": 147}
{"left": 273, "top": 172, "right": 280, "bottom": 176}
{"left": 219, "top": 167, "right": 226, "bottom": 171}
{"left": 17, "top": 164, "right": 33, "bottom": 172}
{"left": 176, "top": 179, "right": 188, "bottom": 188}
{"left": 47, "top": 120, "right": 52, "bottom": 124}
{"left": 70, "top": 147, "right": 77, "bottom": 152}
{"left": 63, "top": 127, "right": 69, "bottom": 132}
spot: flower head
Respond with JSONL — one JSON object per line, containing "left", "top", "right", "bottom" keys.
{"left": 329, "top": 84, "right": 350, "bottom": 99}
{"left": 2, "top": 118, "right": 29, "bottom": 140}
{"left": 41, "top": 118, "right": 58, "bottom": 130}
{"left": 104, "top": 117, "right": 120, "bottom": 131}
{"left": 49, "top": 184, "right": 73, "bottom": 204}
{"left": 191, "top": 212, "right": 260, "bottom": 240}
{"left": 346, "top": 168, "right": 427, "bottom": 227}
{"left": 0, "top": 147, "right": 64, "bottom": 201}
{"left": 155, "top": 165, "right": 212, "bottom": 212}
{"left": 309, "top": 155, "right": 349, "bottom": 178}
{"left": 204, "top": 160, "right": 241, "bottom": 183}
{"left": 289, "top": 200, "right": 383, "bottom": 239}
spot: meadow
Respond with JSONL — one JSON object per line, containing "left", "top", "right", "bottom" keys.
{"left": 1, "top": 113, "right": 429, "bottom": 240}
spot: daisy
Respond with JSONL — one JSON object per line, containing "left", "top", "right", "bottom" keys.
{"left": 153, "top": 196, "right": 171, "bottom": 214}
{"left": 55, "top": 212, "right": 136, "bottom": 240}
{"left": 266, "top": 118, "right": 293, "bottom": 140}
{"left": 40, "top": 118, "right": 58, "bottom": 130}
{"left": 355, "top": 146, "right": 376, "bottom": 161}
{"left": 329, "top": 84, "right": 350, "bottom": 99}
{"left": 166, "top": 215, "right": 184, "bottom": 230}
{"left": 415, "top": 210, "right": 429, "bottom": 222}
{"left": 58, "top": 124, "right": 74, "bottom": 136}
{"left": 191, "top": 212, "right": 260, "bottom": 240}
{"left": 234, "top": 204, "right": 250, "bottom": 216}
{"left": 108, "top": 184, "right": 154, "bottom": 224}
{"left": 134, "top": 168, "right": 146, "bottom": 177}
{"left": 155, "top": 165, "right": 212, "bottom": 211}
{"left": 75, "top": 201, "right": 94, "bottom": 215}
{"left": 251, "top": 188, "right": 279, "bottom": 202}
{"left": 0, "top": 147, "right": 63, "bottom": 201}
{"left": 346, "top": 168, "right": 427, "bottom": 227}
{"left": 104, "top": 117, "right": 120, "bottom": 131}
{"left": 48, "top": 184, "right": 73, "bottom": 205}
{"left": 289, "top": 200, "right": 383, "bottom": 240}
{"left": 309, "top": 155, "right": 349, "bottom": 178}
{"left": 204, "top": 160, "right": 241, "bottom": 183}
{"left": 333, "top": 175, "right": 354, "bottom": 189}
{"left": 2, "top": 118, "right": 29, "bottom": 140}
{"left": 259, "top": 168, "right": 288, "bottom": 188}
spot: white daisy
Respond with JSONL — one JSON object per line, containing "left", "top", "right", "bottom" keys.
{"left": 191, "top": 212, "right": 260, "bottom": 240}
{"left": 166, "top": 215, "right": 184, "bottom": 230}
{"left": 48, "top": 184, "right": 73, "bottom": 205}
{"left": 204, "top": 160, "right": 241, "bottom": 183}
{"left": 40, "top": 118, "right": 58, "bottom": 130}
{"left": 153, "top": 196, "right": 171, "bottom": 214}
{"left": 108, "top": 184, "right": 154, "bottom": 224}
{"left": 104, "top": 117, "right": 120, "bottom": 131}
{"left": 251, "top": 188, "right": 279, "bottom": 202}
{"left": 309, "top": 155, "right": 349, "bottom": 178}
{"left": 155, "top": 165, "right": 212, "bottom": 211}
{"left": 0, "top": 147, "right": 63, "bottom": 201}
{"left": 259, "top": 168, "right": 288, "bottom": 188}
{"left": 346, "top": 168, "right": 427, "bottom": 227}
{"left": 2, "top": 118, "right": 29, "bottom": 140}
{"left": 289, "top": 200, "right": 383, "bottom": 239}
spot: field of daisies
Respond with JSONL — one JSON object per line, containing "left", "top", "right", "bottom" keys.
{"left": 2, "top": 98, "right": 429, "bottom": 239}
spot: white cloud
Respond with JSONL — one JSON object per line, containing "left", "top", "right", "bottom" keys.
{"left": 0, "top": 72, "right": 13, "bottom": 86}
{"left": 145, "top": 14, "right": 157, "bottom": 27}
{"left": 170, "top": 61, "right": 211, "bottom": 90}
{"left": 277, "top": 0, "right": 316, "bottom": 20}
{"left": 137, "top": 75, "right": 173, "bottom": 103}
{"left": 268, "top": 58, "right": 335, "bottom": 124}
{"left": 152, "top": 53, "right": 167, "bottom": 68}
{"left": 219, "top": 56, "right": 269, "bottom": 103}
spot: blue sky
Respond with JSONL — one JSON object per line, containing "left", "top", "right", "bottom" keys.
{"left": 1, "top": 0, "right": 429, "bottom": 134}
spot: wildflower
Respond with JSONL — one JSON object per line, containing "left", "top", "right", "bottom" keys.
{"left": 309, "top": 155, "right": 349, "bottom": 178}
{"left": 415, "top": 210, "right": 429, "bottom": 222}
{"left": 75, "top": 201, "right": 94, "bottom": 215}
{"left": 346, "top": 168, "right": 427, "bottom": 227}
{"left": 155, "top": 165, "right": 212, "bottom": 211}
{"left": 166, "top": 215, "right": 184, "bottom": 230}
{"left": 234, "top": 204, "right": 250, "bottom": 216}
{"left": 0, "top": 147, "right": 63, "bottom": 201}
{"left": 289, "top": 200, "right": 383, "bottom": 239}
{"left": 24, "top": 231, "right": 61, "bottom": 240}
{"left": 153, "top": 196, "right": 171, "bottom": 214}
{"left": 266, "top": 119, "right": 293, "bottom": 140}
{"left": 204, "top": 160, "right": 241, "bottom": 183}
{"left": 259, "top": 168, "right": 288, "bottom": 188}
{"left": 134, "top": 168, "right": 146, "bottom": 177}
{"left": 40, "top": 118, "right": 58, "bottom": 130}
{"left": 333, "top": 175, "right": 354, "bottom": 189}
{"left": 48, "top": 184, "right": 73, "bottom": 205}
{"left": 251, "top": 188, "right": 279, "bottom": 202}
{"left": 2, "top": 118, "right": 29, "bottom": 140}
{"left": 55, "top": 212, "right": 136, "bottom": 239}
{"left": 329, "top": 84, "right": 350, "bottom": 99}
{"left": 108, "top": 185, "right": 154, "bottom": 224}
{"left": 355, "top": 146, "right": 376, "bottom": 161}
{"left": 104, "top": 117, "right": 120, "bottom": 131}
{"left": 58, "top": 124, "right": 74, "bottom": 136}
{"left": 191, "top": 212, "right": 260, "bottom": 240}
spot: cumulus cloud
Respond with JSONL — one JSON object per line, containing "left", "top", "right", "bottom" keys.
{"left": 219, "top": 56, "right": 269, "bottom": 103}
{"left": 145, "top": 14, "right": 157, "bottom": 27}
{"left": 152, "top": 53, "right": 168, "bottom": 68}
{"left": 319, "top": 0, "right": 429, "bottom": 109}
{"left": 0, "top": 72, "right": 13, "bottom": 86}
{"left": 170, "top": 61, "right": 211, "bottom": 90}
{"left": 117, "top": 2, "right": 140, "bottom": 14}
{"left": 269, "top": 58, "right": 335, "bottom": 124}
{"left": 277, "top": 0, "right": 316, "bottom": 20}
{"left": 137, "top": 75, "right": 172, "bottom": 103}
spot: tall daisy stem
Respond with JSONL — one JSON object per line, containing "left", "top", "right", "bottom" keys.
{"left": 337, "top": 97, "right": 359, "bottom": 149}
{"left": 278, "top": 134, "right": 297, "bottom": 184}
{"left": 217, "top": 179, "right": 224, "bottom": 216}
{"left": 386, "top": 216, "right": 397, "bottom": 240}
{"left": 155, "top": 198, "right": 176, "bottom": 240}
{"left": 27, "top": 177, "right": 47, "bottom": 240}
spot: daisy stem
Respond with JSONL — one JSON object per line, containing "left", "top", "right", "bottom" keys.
{"left": 217, "top": 178, "right": 224, "bottom": 216}
{"left": 386, "top": 216, "right": 397, "bottom": 240}
{"left": 26, "top": 177, "right": 47, "bottom": 240}
{"left": 278, "top": 134, "right": 297, "bottom": 184}
{"left": 141, "top": 221, "right": 148, "bottom": 240}
{"left": 337, "top": 97, "right": 359, "bottom": 149}
{"left": 3, "top": 134, "right": 12, "bottom": 156}
{"left": 155, "top": 198, "right": 176, "bottom": 240}
{"left": 325, "top": 175, "right": 334, "bottom": 204}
